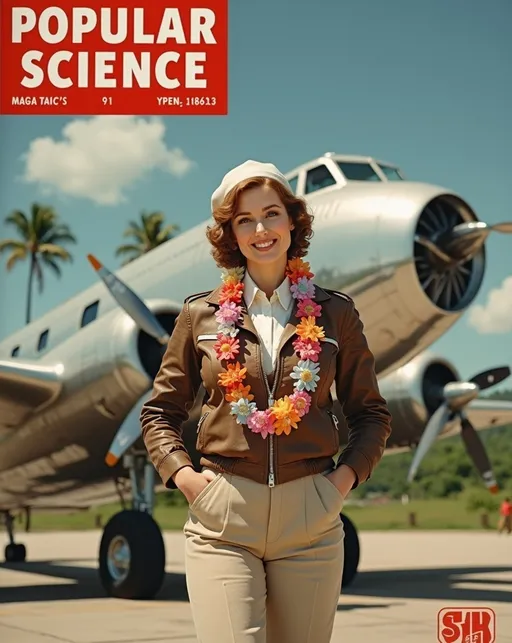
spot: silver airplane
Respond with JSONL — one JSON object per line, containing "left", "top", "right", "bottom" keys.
{"left": 1, "top": 152, "right": 512, "bottom": 600}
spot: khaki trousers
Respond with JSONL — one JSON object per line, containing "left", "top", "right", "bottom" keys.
{"left": 183, "top": 468, "right": 345, "bottom": 643}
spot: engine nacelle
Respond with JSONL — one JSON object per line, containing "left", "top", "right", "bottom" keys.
{"left": 378, "top": 352, "right": 461, "bottom": 447}
{"left": 307, "top": 181, "right": 486, "bottom": 376}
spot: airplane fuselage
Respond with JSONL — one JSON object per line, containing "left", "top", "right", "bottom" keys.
{"left": 0, "top": 179, "right": 486, "bottom": 510}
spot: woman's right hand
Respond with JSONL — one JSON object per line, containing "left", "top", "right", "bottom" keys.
{"left": 173, "top": 466, "right": 216, "bottom": 505}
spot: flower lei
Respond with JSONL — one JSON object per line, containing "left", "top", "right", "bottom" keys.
{"left": 214, "top": 258, "right": 325, "bottom": 439}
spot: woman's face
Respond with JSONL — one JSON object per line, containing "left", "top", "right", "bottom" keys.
{"left": 231, "top": 185, "right": 294, "bottom": 270}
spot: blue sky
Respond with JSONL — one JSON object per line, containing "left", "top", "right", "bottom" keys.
{"left": 0, "top": 0, "right": 511, "bottom": 386}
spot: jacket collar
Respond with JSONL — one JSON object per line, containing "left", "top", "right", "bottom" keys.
{"left": 243, "top": 272, "right": 293, "bottom": 311}
{"left": 205, "top": 280, "right": 332, "bottom": 350}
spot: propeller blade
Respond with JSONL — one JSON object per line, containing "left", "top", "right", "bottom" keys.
{"left": 440, "top": 222, "right": 489, "bottom": 259}
{"left": 491, "top": 222, "right": 512, "bottom": 233}
{"left": 460, "top": 417, "right": 499, "bottom": 493}
{"left": 105, "top": 390, "right": 152, "bottom": 466}
{"left": 469, "top": 366, "right": 511, "bottom": 391}
{"left": 407, "top": 403, "right": 451, "bottom": 483}
{"left": 414, "top": 235, "right": 452, "bottom": 263}
{"left": 87, "top": 254, "right": 169, "bottom": 345}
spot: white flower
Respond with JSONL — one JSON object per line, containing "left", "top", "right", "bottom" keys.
{"left": 290, "top": 360, "right": 320, "bottom": 392}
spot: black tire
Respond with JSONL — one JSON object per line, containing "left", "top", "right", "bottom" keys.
{"left": 5, "top": 543, "right": 26, "bottom": 563}
{"left": 98, "top": 510, "right": 165, "bottom": 599}
{"left": 341, "top": 513, "right": 360, "bottom": 588}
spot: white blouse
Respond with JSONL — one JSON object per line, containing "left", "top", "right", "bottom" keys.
{"left": 243, "top": 271, "right": 293, "bottom": 376}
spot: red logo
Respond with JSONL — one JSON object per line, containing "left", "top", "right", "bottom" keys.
{"left": 0, "top": 0, "right": 228, "bottom": 115}
{"left": 438, "top": 608, "right": 496, "bottom": 643}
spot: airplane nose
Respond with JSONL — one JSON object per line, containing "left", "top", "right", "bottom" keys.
{"left": 412, "top": 194, "right": 487, "bottom": 312}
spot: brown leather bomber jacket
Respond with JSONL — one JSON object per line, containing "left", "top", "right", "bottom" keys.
{"left": 140, "top": 283, "right": 392, "bottom": 490}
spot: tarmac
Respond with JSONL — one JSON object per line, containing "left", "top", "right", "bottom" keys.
{"left": 0, "top": 529, "right": 510, "bottom": 642}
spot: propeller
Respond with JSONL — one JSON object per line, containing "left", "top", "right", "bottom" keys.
{"left": 105, "top": 391, "right": 152, "bottom": 466}
{"left": 407, "top": 365, "right": 510, "bottom": 492}
{"left": 415, "top": 220, "right": 512, "bottom": 266}
{"left": 87, "top": 254, "right": 170, "bottom": 345}
{"left": 87, "top": 254, "right": 174, "bottom": 466}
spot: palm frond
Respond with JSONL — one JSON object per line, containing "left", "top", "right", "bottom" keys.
{"left": 40, "top": 254, "right": 63, "bottom": 278}
{"left": 5, "top": 246, "right": 28, "bottom": 271}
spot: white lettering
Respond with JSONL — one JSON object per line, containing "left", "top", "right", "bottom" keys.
{"left": 11, "top": 8, "right": 36, "bottom": 43}
{"left": 48, "top": 51, "right": 72, "bottom": 88}
{"left": 185, "top": 52, "right": 206, "bottom": 88}
{"left": 157, "top": 9, "right": 186, "bottom": 44}
{"left": 155, "top": 52, "right": 180, "bottom": 89}
{"left": 20, "top": 51, "right": 44, "bottom": 88}
{"left": 123, "top": 52, "right": 150, "bottom": 88}
{"left": 190, "top": 9, "right": 216, "bottom": 44}
{"left": 11, "top": 8, "right": 218, "bottom": 44}
{"left": 19, "top": 51, "right": 211, "bottom": 89}
{"left": 77, "top": 51, "right": 88, "bottom": 87}
{"left": 133, "top": 7, "right": 153, "bottom": 44}
{"left": 39, "top": 7, "right": 68, "bottom": 44}
{"left": 101, "top": 7, "right": 128, "bottom": 44}
{"left": 72, "top": 8, "right": 97, "bottom": 43}
{"left": 95, "top": 52, "right": 116, "bottom": 88}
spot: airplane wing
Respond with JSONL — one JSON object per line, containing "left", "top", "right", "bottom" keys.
{"left": 465, "top": 398, "right": 512, "bottom": 431}
{"left": 0, "top": 359, "right": 63, "bottom": 427}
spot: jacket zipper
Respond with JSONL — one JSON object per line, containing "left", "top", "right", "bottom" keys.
{"left": 261, "top": 350, "right": 280, "bottom": 488}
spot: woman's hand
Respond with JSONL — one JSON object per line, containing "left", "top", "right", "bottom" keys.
{"left": 325, "top": 464, "right": 357, "bottom": 500}
{"left": 173, "top": 466, "right": 217, "bottom": 505}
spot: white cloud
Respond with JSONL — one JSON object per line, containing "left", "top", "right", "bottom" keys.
{"left": 22, "top": 116, "right": 195, "bottom": 205}
{"left": 467, "top": 276, "right": 512, "bottom": 334}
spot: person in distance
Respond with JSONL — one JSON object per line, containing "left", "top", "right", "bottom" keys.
{"left": 140, "top": 159, "right": 392, "bottom": 643}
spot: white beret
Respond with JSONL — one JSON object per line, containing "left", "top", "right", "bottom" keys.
{"left": 211, "top": 159, "right": 292, "bottom": 212}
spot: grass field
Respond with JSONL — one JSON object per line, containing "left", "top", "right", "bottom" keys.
{"left": 19, "top": 497, "right": 501, "bottom": 532}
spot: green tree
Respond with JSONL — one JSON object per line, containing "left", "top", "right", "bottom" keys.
{"left": 0, "top": 203, "right": 77, "bottom": 324}
{"left": 115, "top": 210, "right": 179, "bottom": 266}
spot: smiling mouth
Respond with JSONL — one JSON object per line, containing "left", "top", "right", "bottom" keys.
{"left": 252, "top": 239, "right": 277, "bottom": 251}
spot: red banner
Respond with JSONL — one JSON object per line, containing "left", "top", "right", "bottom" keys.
{"left": 0, "top": 0, "right": 228, "bottom": 115}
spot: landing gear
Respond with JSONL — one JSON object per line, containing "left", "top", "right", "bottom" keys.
{"left": 340, "top": 512, "right": 360, "bottom": 588}
{"left": 98, "top": 453, "right": 166, "bottom": 599}
{"left": 3, "top": 511, "right": 27, "bottom": 563}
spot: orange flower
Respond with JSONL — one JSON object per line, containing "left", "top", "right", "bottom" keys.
{"left": 219, "top": 282, "right": 244, "bottom": 304}
{"left": 286, "top": 258, "right": 313, "bottom": 280}
{"left": 296, "top": 316, "right": 325, "bottom": 342}
{"left": 271, "top": 397, "right": 301, "bottom": 435}
{"left": 225, "top": 383, "right": 254, "bottom": 402}
{"left": 218, "top": 362, "right": 247, "bottom": 388}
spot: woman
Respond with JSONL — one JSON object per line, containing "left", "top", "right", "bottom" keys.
{"left": 140, "top": 159, "right": 392, "bottom": 643}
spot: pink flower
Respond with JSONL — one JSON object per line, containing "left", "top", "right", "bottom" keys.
{"left": 292, "top": 337, "right": 321, "bottom": 362}
{"left": 290, "top": 277, "right": 315, "bottom": 300}
{"left": 247, "top": 410, "right": 275, "bottom": 439}
{"left": 215, "top": 302, "right": 242, "bottom": 326}
{"left": 296, "top": 298, "right": 321, "bottom": 318}
{"left": 213, "top": 335, "right": 240, "bottom": 361}
{"left": 289, "top": 391, "right": 311, "bottom": 417}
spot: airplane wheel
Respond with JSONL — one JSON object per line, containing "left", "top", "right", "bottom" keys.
{"left": 341, "top": 513, "right": 360, "bottom": 588}
{"left": 5, "top": 543, "right": 26, "bottom": 563}
{"left": 98, "top": 510, "right": 165, "bottom": 599}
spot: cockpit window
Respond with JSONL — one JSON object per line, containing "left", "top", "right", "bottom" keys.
{"left": 305, "top": 165, "right": 337, "bottom": 194}
{"left": 287, "top": 175, "right": 298, "bottom": 194}
{"left": 336, "top": 162, "right": 380, "bottom": 182}
{"left": 378, "top": 165, "right": 403, "bottom": 180}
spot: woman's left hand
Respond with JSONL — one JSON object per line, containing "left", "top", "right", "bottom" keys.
{"left": 325, "top": 464, "right": 357, "bottom": 500}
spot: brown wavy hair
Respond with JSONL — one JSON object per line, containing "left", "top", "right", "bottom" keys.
{"left": 206, "top": 176, "right": 314, "bottom": 269}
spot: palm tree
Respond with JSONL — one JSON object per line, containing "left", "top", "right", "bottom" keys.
{"left": 0, "top": 203, "right": 77, "bottom": 324}
{"left": 115, "top": 210, "right": 180, "bottom": 266}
